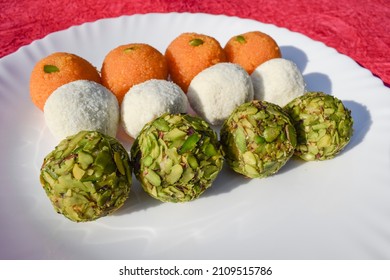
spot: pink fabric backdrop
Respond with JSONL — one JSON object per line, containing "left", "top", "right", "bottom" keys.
{"left": 1, "top": 0, "right": 389, "bottom": 86}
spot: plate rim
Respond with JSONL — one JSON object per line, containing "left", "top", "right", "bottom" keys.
{"left": 1, "top": 12, "right": 390, "bottom": 260}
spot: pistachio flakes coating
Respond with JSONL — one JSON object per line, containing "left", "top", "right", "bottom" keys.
{"left": 40, "top": 131, "right": 132, "bottom": 222}
{"left": 284, "top": 91, "right": 353, "bottom": 161}
{"left": 131, "top": 113, "right": 224, "bottom": 202}
{"left": 220, "top": 100, "right": 297, "bottom": 178}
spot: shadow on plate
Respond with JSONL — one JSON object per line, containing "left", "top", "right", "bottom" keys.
{"left": 304, "top": 72, "right": 332, "bottom": 94}
{"left": 112, "top": 180, "right": 163, "bottom": 217}
{"left": 281, "top": 45, "right": 333, "bottom": 94}
{"left": 280, "top": 45, "right": 308, "bottom": 73}
{"left": 272, "top": 157, "right": 306, "bottom": 176}
{"left": 340, "top": 100, "right": 372, "bottom": 153}
{"left": 202, "top": 157, "right": 306, "bottom": 198}
{"left": 114, "top": 163, "right": 253, "bottom": 216}
{"left": 201, "top": 163, "right": 251, "bottom": 198}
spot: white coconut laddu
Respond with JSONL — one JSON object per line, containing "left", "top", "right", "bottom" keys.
{"left": 44, "top": 80, "right": 119, "bottom": 140}
{"left": 187, "top": 62, "right": 254, "bottom": 126}
{"left": 251, "top": 58, "right": 305, "bottom": 107}
{"left": 121, "top": 79, "right": 188, "bottom": 139}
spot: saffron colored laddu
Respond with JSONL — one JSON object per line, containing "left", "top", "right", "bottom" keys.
{"left": 165, "top": 32, "right": 227, "bottom": 92}
{"left": 30, "top": 52, "right": 101, "bottom": 110}
{"left": 101, "top": 43, "right": 168, "bottom": 104}
{"left": 224, "top": 31, "right": 281, "bottom": 74}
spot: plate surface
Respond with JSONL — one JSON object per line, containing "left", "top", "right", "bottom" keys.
{"left": 1, "top": 13, "right": 389, "bottom": 260}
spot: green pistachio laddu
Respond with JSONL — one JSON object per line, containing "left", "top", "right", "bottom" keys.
{"left": 284, "top": 91, "right": 353, "bottom": 161}
{"left": 40, "top": 131, "right": 132, "bottom": 222}
{"left": 131, "top": 113, "right": 224, "bottom": 203}
{"left": 220, "top": 100, "right": 297, "bottom": 178}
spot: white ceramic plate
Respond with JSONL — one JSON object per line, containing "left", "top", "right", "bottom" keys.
{"left": 1, "top": 13, "right": 389, "bottom": 260}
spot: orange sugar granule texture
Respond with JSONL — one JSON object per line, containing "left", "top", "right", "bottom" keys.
{"left": 224, "top": 31, "right": 281, "bottom": 74}
{"left": 165, "top": 32, "right": 227, "bottom": 93}
{"left": 101, "top": 43, "right": 168, "bottom": 104}
{"left": 29, "top": 52, "right": 101, "bottom": 110}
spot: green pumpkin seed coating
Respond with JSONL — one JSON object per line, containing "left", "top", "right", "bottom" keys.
{"left": 284, "top": 91, "right": 353, "bottom": 161}
{"left": 220, "top": 100, "right": 297, "bottom": 178}
{"left": 40, "top": 131, "right": 132, "bottom": 222}
{"left": 131, "top": 113, "right": 224, "bottom": 202}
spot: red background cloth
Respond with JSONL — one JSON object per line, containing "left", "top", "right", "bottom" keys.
{"left": 1, "top": 0, "right": 389, "bottom": 86}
